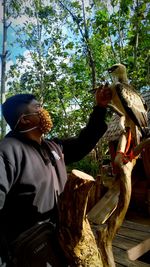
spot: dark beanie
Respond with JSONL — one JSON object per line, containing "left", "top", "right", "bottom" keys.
{"left": 2, "top": 94, "right": 36, "bottom": 129}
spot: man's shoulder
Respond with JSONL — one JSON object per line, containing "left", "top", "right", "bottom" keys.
{"left": 0, "top": 133, "right": 22, "bottom": 151}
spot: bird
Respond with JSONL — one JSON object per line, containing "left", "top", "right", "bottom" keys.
{"left": 107, "top": 63, "right": 148, "bottom": 160}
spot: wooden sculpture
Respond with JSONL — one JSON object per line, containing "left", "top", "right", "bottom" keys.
{"left": 57, "top": 132, "right": 150, "bottom": 266}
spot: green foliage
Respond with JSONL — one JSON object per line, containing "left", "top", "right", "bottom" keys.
{"left": 67, "top": 154, "right": 99, "bottom": 178}
{"left": 4, "top": 0, "right": 150, "bottom": 144}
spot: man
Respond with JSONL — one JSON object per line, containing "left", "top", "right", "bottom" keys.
{"left": 0, "top": 87, "right": 112, "bottom": 266}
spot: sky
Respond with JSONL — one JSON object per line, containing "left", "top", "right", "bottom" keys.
{"left": 0, "top": 0, "right": 93, "bottom": 129}
{"left": 0, "top": 0, "right": 28, "bottom": 79}
{"left": 0, "top": 0, "right": 112, "bottom": 85}
{"left": 0, "top": 0, "right": 93, "bottom": 79}
{"left": 0, "top": 0, "right": 50, "bottom": 63}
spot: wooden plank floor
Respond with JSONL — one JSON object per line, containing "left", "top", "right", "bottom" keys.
{"left": 113, "top": 220, "right": 150, "bottom": 266}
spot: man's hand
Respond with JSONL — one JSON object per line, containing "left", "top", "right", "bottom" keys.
{"left": 95, "top": 84, "right": 112, "bottom": 107}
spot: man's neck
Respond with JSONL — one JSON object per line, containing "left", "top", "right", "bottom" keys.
{"left": 23, "top": 130, "right": 43, "bottom": 144}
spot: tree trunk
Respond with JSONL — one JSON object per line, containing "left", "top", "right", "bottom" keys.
{"left": 1, "top": 0, "right": 8, "bottom": 138}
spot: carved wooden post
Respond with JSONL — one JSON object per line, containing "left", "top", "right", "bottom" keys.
{"left": 58, "top": 169, "right": 103, "bottom": 266}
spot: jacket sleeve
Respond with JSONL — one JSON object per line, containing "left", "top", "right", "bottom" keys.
{"left": 0, "top": 155, "right": 14, "bottom": 210}
{"left": 60, "top": 106, "right": 107, "bottom": 165}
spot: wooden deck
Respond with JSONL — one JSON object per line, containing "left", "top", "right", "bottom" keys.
{"left": 113, "top": 220, "right": 150, "bottom": 266}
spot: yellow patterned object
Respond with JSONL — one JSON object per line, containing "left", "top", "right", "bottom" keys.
{"left": 38, "top": 108, "right": 53, "bottom": 134}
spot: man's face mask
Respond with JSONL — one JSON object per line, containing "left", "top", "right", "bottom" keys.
{"left": 38, "top": 108, "right": 53, "bottom": 134}
{"left": 15, "top": 108, "right": 53, "bottom": 134}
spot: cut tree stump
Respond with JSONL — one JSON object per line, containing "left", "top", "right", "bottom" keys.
{"left": 58, "top": 169, "right": 103, "bottom": 266}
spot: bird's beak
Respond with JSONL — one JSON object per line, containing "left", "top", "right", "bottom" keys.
{"left": 107, "top": 65, "right": 118, "bottom": 73}
{"left": 107, "top": 68, "right": 112, "bottom": 73}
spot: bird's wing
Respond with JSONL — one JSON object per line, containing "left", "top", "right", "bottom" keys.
{"left": 116, "top": 83, "right": 148, "bottom": 135}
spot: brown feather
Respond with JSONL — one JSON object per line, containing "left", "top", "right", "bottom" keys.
{"left": 108, "top": 64, "right": 148, "bottom": 143}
